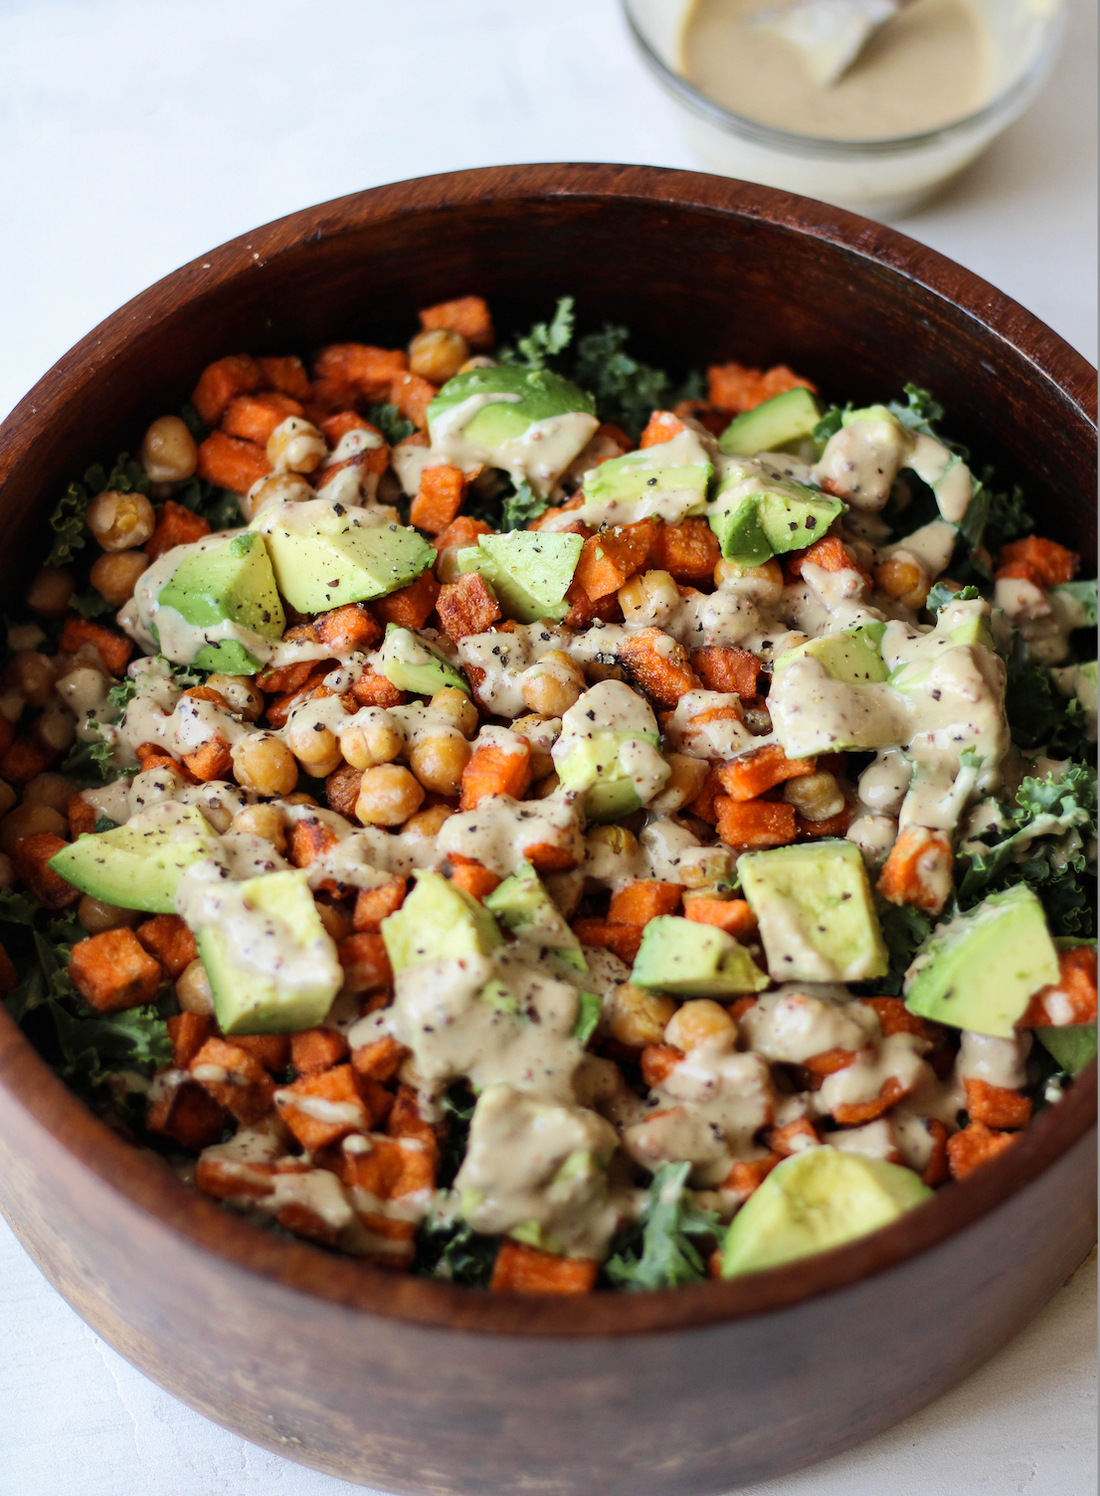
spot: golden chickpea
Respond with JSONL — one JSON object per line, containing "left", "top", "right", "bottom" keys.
{"left": 315, "top": 900, "right": 353, "bottom": 943}
{"left": 286, "top": 720, "right": 342, "bottom": 777}
{"left": 8, "top": 623, "right": 46, "bottom": 653}
{"left": 23, "top": 773, "right": 75, "bottom": 814}
{"left": 520, "top": 651, "right": 585, "bottom": 717}
{"left": 409, "top": 732, "right": 471, "bottom": 796}
{"left": 355, "top": 764, "right": 425, "bottom": 827}
{"left": 340, "top": 719, "right": 403, "bottom": 769}
{"left": 0, "top": 853, "right": 15, "bottom": 889}
{"left": 176, "top": 957, "right": 215, "bottom": 1016}
{"left": 34, "top": 708, "right": 76, "bottom": 754}
{"left": 78, "top": 896, "right": 141, "bottom": 935}
{"left": 231, "top": 733, "right": 299, "bottom": 797}
{"left": 429, "top": 687, "right": 479, "bottom": 738}
{"left": 618, "top": 570, "right": 680, "bottom": 628}
{"left": 204, "top": 673, "right": 263, "bottom": 721}
{"left": 678, "top": 848, "right": 736, "bottom": 889}
{"left": 586, "top": 824, "right": 639, "bottom": 859}
{"left": 510, "top": 714, "right": 558, "bottom": 779}
{"left": 229, "top": 802, "right": 288, "bottom": 854}
{"left": 0, "top": 803, "right": 66, "bottom": 854}
{"left": 606, "top": 983, "right": 678, "bottom": 1049}
{"left": 874, "top": 554, "right": 931, "bottom": 610}
{"left": 402, "top": 803, "right": 453, "bottom": 839}
{"left": 714, "top": 556, "right": 784, "bottom": 605}
{"left": 25, "top": 567, "right": 75, "bottom": 618}
{"left": 282, "top": 791, "right": 318, "bottom": 808}
{"left": 86, "top": 490, "right": 156, "bottom": 552}
{"left": 649, "top": 753, "right": 709, "bottom": 813}
{"left": 665, "top": 999, "right": 736, "bottom": 1053}
{"left": 266, "top": 417, "right": 326, "bottom": 475}
{"left": 90, "top": 549, "right": 150, "bottom": 608}
{"left": 140, "top": 414, "right": 198, "bottom": 483}
{"left": 408, "top": 327, "right": 470, "bottom": 385}
{"left": 6, "top": 650, "right": 54, "bottom": 708}
{"left": 0, "top": 782, "right": 16, "bottom": 819}
{"left": 244, "top": 471, "right": 315, "bottom": 521}
{"left": 782, "top": 770, "right": 845, "bottom": 822}
{"left": 583, "top": 660, "right": 624, "bottom": 684}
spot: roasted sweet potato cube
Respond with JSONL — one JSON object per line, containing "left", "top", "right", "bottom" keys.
{"left": 194, "top": 1150, "right": 279, "bottom": 1203}
{"left": 575, "top": 520, "right": 658, "bottom": 600}
{"left": 716, "top": 744, "right": 814, "bottom": 801}
{"left": 684, "top": 897, "right": 757, "bottom": 938}
{"left": 288, "top": 818, "right": 340, "bottom": 868}
{"left": 964, "top": 1078, "right": 1032, "bottom": 1130}
{"left": 832, "top": 1075, "right": 914, "bottom": 1128}
{"left": 860, "top": 997, "right": 930, "bottom": 1041}
{"left": 723, "top": 1153, "right": 781, "bottom": 1199}
{"left": 314, "top": 602, "right": 381, "bottom": 653}
{"left": 143, "top": 498, "right": 212, "bottom": 561}
{"left": 390, "top": 372, "right": 437, "bottom": 432}
{"left": 460, "top": 739, "right": 532, "bottom": 810}
{"left": 340, "top": 1131, "right": 436, "bottom": 1200}
{"left": 291, "top": 1027, "right": 350, "bottom": 1075}
{"left": 640, "top": 1044, "right": 683, "bottom": 1086}
{"left": 447, "top": 855, "right": 502, "bottom": 901}
{"left": 59, "top": 615, "right": 134, "bottom": 677}
{"left": 386, "top": 1084, "right": 440, "bottom": 1157}
{"left": 182, "top": 736, "right": 233, "bottom": 783}
{"left": 147, "top": 1073, "right": 228, "bottom": 1151}
{"left": 419, "top": 295, "right": 495, "bottom": 351}
{"left": 690, "top": 646, "right": 761, "bottom": 699}
{"left": 1021, "top": 945, "right": 1098, "bottom": 1027}
{"left": 353, "top": 878, "right": 407, "bottom": 932}
{"left": 649, "top": 519, "right": 721, "bottom": 584}
{"left": 313, "top": 343, "right": 408, "bottom": 402}
{"left": 69, "top": 927, "right": 162, "bottom": 1012}
{"left": 715, "top": 797, "right": 797, "bottom": 850}
{"left": 338, "top": 933, "right": 393, "bottom": 994}
{"left": 189, "top": 1036, "right": 276, "bottom": 1124}
{"left": 136, "top": 914, "right": 198, "bottom": 979}
{"left": 167, "top": 1011, "right": 214, "bottom": 1069}
{"left": 617, "top": 627, "right": 699, "bottom": 706}
{"left": 877, "top": 826, "right": 954, "bottom": 915}
{"left": 351, "top": 1034, "right": 408, "bottom": 1083}
{"left": 437, "top": 572, "right": 501, "bottom": 643}
{"left": 490, "top": 1240, "right": 598, "bottom": 1294}
{"left": 922, "top": 1119, "right": 950, "bottom": 1187}
{"left": 639, "top": 411, "right": 686, "bottom": 449}
{"left": 196, "top": 430, "right": 271, "bottom": 496}
{"left": 608, "top": 881, "right": 683, "bottom": 926}
{"left": 218, "top": 1035, "right": 287, "bottom": 1076}
{"left": 274, "top": 1063, "right": 373, "bottom": 1150}
{"left": 708, "top": 362, "right": 815, "bottom": 415}
{"left": 947, "top": 1119, "right": 1018, "bottom": 1180}
{"left": 66, "top": 792, "right": 97, "bottom": 839}
{"left": 12, "top": 832, "right": 82, "bottom": 910}
{"left": 572, "top": 918, "right": 643, "bottom": 966}
{"left": 765, "top": 1118, "right": 821, "bottom": 1157}
{"left": 410, "top": 464, "right": 467, "bottom": 535}
{"left": 372, "top": 569, "right": 440, "bottom": 630}
{"left": 191, "top": 354, "right": 263, "bottom": 426}
{"left": 257, "top": 354, "right": 311, "bottom": 400}
{"left": 0, "top": 736, "right": 57, "bottom": 788}
{"left": 433, "top": 514, "right": 493, "bottom": 559}
{"left": 222, "top": 391, "right": 304, "bottom": 445}
{"left": 997, "top": 536, "right": 1079, "bottom": 587}
{"left": 350, "top": 670, "right": 406, "bottom": 708}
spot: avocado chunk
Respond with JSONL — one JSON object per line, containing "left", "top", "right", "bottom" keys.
{"left": 721, "top": 1147, "right": 932, "bottom": 1277}
{"left": 198, "top": 868, "right": 342, "bottom": 1035}
{"left": 155, "top": 532, "right": 285, "bottom": 674}
{"left": 1035, "top": 1025, "right": 1098, "bottom": 1077}
{"left": 456, "top": 531, "right": 583, "bottom": 624}
{"left": 378, "top": 625, "right": 470, "bottom": 697}
{"left": 427, "top": 366, "right": 598, "bottom": 496}
{"left": 775, "top": 622, "right": 888, "bottom": 685}
{"left": 903, "top": 884, "right": 1060, "bottom": 1039}
{"left": 484, "top": 862, "right": 586, "bottom": 972}
{"left": 631, "top": 915, "right": 768, "bottom": 997}
{"left": 768, "top": 623, "right": 903, "bottom": 758}
{"left": 708, "top": 458, "right": 843, "bottom": 564}
{"left": 253, "top": 498, "right": 435, "bottom": 613}
{"left": 552, "top": 680, "right": 670, "bottom": 822}
{"left": 740, "top": 840, "right": 889, "bottom": 984}
{"left": 718, "top": 388, "right": 821, "bottom": 457}
{"left": 47, "top": 804, "right": 220, "bottom": 914}
{"left": 581, "top": 433, "right": 712, "bottom": 513}
{"left": 381, "top": 870, "right": 502, "bottom": 974}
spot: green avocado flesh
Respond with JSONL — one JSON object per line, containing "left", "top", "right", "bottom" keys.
{"left": 427, "top": 366, "right": 596, "bottom": 450}
{"left": 381, "top": 871, "right": 502, "bottom": 974}
{"left": 718, "top": 388, "right": 821, "bottom": 457}
{"left": 708, "top": 461, "right": 843, "bottom": 564}
{"left": 582, "top": 450, "right": 712, "bottom": 506}
{"left": 484, "top": 862, "right": 586, "bottom": 972}
{"left": 631, "top": 915, "right": 767, "bottom": 997}
{"left": 775, "top": 623, "right": 888, "bottom": 685}
{"left": 740, "top": 840, "right": 888, "bottom": 984}
{"left": 721, "top": 1147, "right": 933, "bottom": 1277}
{"left": 156, "top": 532, "right": 285, "bottom": 674}
{"left": 554, "top": 730, "right": 654, "bottom": 823}
{"left": 199, "top": 869, "right": 340, "bottom": 1035}
{"left": 904, "top": 885, "right": 1060, "bottom": 1039}
{"left": 47, "top": 807, "right": 220, "bottom": 914}
{"left": 378, "top": 625, "right": 470, "bottom": 697}
{"left": 254, "top": 506, "right": 434, "bottom": 613}
{"left": 457, "top": 531, "right": 583, "bottom": 624}
{"left": 1036, "top": 1025, "right": 1098, "bottom": 1077}
{"left": 553, "top": 680, "right": 667, "bottom": 823}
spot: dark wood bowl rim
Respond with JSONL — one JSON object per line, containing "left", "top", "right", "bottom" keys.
{"left": 0, "top": 164, "right": 1095, "bottom": 1339}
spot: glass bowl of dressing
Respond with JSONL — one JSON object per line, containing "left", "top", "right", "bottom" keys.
{"left": 622, "top": 0, "right": 1067, "bottom": 217}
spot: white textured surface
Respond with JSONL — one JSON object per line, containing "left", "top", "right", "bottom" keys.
{"left": 0, "top": 2, "right": 1095, "bottom": 1493}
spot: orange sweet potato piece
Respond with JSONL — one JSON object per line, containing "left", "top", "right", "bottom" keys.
{"left": 353, "top": 878, "right": 408, "bottom": 932}
{"left": 965, "top": 1078, "right": 1032, "bottom": 1130}
{"left": 147, "top": 1075, "right": 228, "bottom": 1151}
{"left": 673, "top": 399, "right": 728, "bottom": 438}
{"left": 572, "top": 918, "right": 644, "bottom": 967}
{"left": 255, "top": 654, "right": 318, "bottom": 694}
{"left": 197, "top": 429, "right": 272, "bottom": 495}
{"left": 715, "top": 797, "right": 798, "bottom": 850}
{"left": 802, "top": 1047, "right": 861, "bottom": 1078}
{"left": 351, "top": 671, "right": 406, "bottom": 709}
{"left": 574, "top": 520, "right": 659, "bottom": 600}
{"left": 326, "top": 763, "right": 364, "bottom": 820}
{"left": 765, "top": 1118, "right": 821, "bottom": 1157}
{"left": 372, "top": 570, "right": 440, "bottom": 630}
{"left": 922, "top": 1119, "right": 950, "bottom": 1187}
{"left": 410, "top": 464, "right": 466, "bottom": 535}
{"left": 524, "top": 840, "right": 580, "bottom": 874}
{"left": 291, "top": 1027, "right": 350, "bottom": 1075}
{"left": 232, "top": 1034, "right": 291, "bottom": 1072}
{"left": 460, "top": 739, "right": 532, "bottom": 810}
{"left": 340, "top": 1131, "right": 436, "bottom": 1200}
{"left": 136, "top": 914, "right": 198, "bottom": 979}
{"left": 640, "top": 1044, "right": 683, "bottom": 1086}
{"left": 69, "top": 927, "right": 162, "bottom": 1012}
{"left": 786, "top": 535, "right": 870, "bottom": 588}
{"left": 795, "top": 798, "right": 859, "bottom": 840}
{"left": 181, "top": 736, "right": 233, "bottom": 783}
{"left": 12, "top": 832, "right": 82, "bottom": 910}
{"left": 391, "top": 372, "right": 438, "bottom": 432}
{"left": 708, "top": 362, "right": 816, "bottom": 415}
{"left": 313, "top": 344, "right": 408, "bottom": 402}
{"left": 1021, "top": 945, "right": 1098, "bottom": 1027}
{"left": 860, "top": 996, "right": 930, "bottom": 1041}
{"left": 617, "top": 627, "right": 700, "bottom": 706}
{"left": 167, "top": 1011, "right": 214, "bottom": 1069}
{"left": 437, "top": 572, "right": 501, "bottom": 643}
{"left": 433, "top": 513, "right": 493, "bottom": 555}
{"left": 352, "top": 1035, "right": 408, "bottom": 1084}
{"left": 833, "top": 1075, "right": 913, "bottom": 1127}
{"left": 222, "top": 391, "right": 303, "bottom": 445}
{"left": 877, "top": 826, "right": 954, "bottom": 915}
{"left": 338, "top": 932, "right": 394, "bottom": 994}
{"left": 687, "top": 763, "right": 726, "bottom": 825}
{"left": 144, "top": 499, "right": 212, "bottom": 560}
{"left": 275, "top": 1063, "right": 373, "bottom": 1150}
{"left": 315, "top": 602, "right": 381, "bottom": 653}
{"left": 0, "top": 737, "right": 57, "bottom": 788}
{"left": 649, "top": 519, "right": 721, "bottom": 584}
{"left": 684, "top": 897, "right": 757, "bottom": 938}
{"left": 490, "top": 1240, "right": 598, "bottom": 1295}
{"left": 723, "top": 1153, "right": 781, "bottom": 1198}
{"left": 288, "top": 818, "right": 340, "bottom": 869}
{"left": 189, "top": 1036, "right": 276, "bottom": 1124}
{"left": 716, "top": 744, "right": 814, "bottom": 801}
{"left": 191, "top": 354, "right": 262, "bottom": 426}
{"left": 59, "top": 615, "right": 134, "bottom": 677}
{"left": 608, "top": 881, "right": 683, "bottom": 926}
{"left": 257, "top": 354, "right": 312, "bottom": 400}
{"left": 319, "top": 410, "right": 370, "bottom": 445}
{"left": 448, "top": 855, "right": 503, "bottom": 901}
{"left": 997, "top": 536, "right": 1079, "bottom": 588}
{"left": 947, "top": 1119, "right": 1017, "bottom": 1180}
{"left": 419, "top": 295, "right": 495, "bottom": 351}
{"left": 690, "top": 646, "right": 761, "bottom": 699}
{"left": 639, "top": 411, "right": 686, "bottom": 449}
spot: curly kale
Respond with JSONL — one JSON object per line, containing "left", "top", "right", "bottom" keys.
{"left": 570, "top": 325, "right": 674, "bottom": 442}
{"left": 875, "top": 903, "right": 935, "bottom": 998}
{"left": 603, "top": 1162, "right": 718, "bottom": 1291}
{"left": 366, "top": 402, "right": 416, "bottom": 446}
{"left": 499, "top": 296, "right": 576, "bottom": 371}
{"left": 415, "top": 1213, "right": 500, "bottom": 1287}
{"left": 499, "top": 481, "right": 548, "bottom": 532}
{"left": 1004, "top": 656, "right": 1096, "bottom": 762}
{"left": 47, "top": 452, "right": 151, "bottom": 567}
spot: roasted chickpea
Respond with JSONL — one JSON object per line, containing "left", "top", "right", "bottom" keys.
{"left": 428, "top": 686, "right": 479, "bottom": 738}
{"left": 90, "top": 549, "right": 150, "bottom": 608}
{"left": 714, "top": 556, "right": 784, "bottom": 606}
{"left": 532, "top": 771, "right": 560, "bottom": 799}
{"left": 243, "top": 471, "right": 314, "bottom": 521}
{"left": 22, "top": 773, "right": 75, "bottom": 814}
{"left": 286, "top": 720, "right": 342, "bottom": 777}
{"left": 606, "top": 983, "right": 678, "bottom": 1049}
{"left": 402, "top": 803, "right": 453, "bottom": 839}
{"left": 231, "top": 732, "right": 299, "bottom": 797}
{"left": 25, "top": 566, "right": 75, "bottom": 618}
{"left": 78, "top": 896, "right": 141, "bottom": 935}
{"left": 34, "top": 707, "right": 76, "bottom": 754}
{"left": 782, "top": 770, "right": 845, "bottom": 822}
{"left": 408, "top": 327, "right": 470, "bottom": 385}
{"left": 140, "top": 414, "right": 198, "bottom": 483}
{"left": 0, "top": 803, "right": 66, "bottom": 855}
{"left": 315, "top": 900, "right": 353, "bottom": 943}
{"left": 409, "top": 732, "right": 471, "bottom": 796}
{"left": 355, "top": 765, "right": 424, "bottom": 826}
{"left": 340, "top": 719, "right": 403, "bottom": 770}
{"left": 874, "top": 554, "right": 931, "bottom": 610}
{"left": 664, "top": 999, "right": 736, "bottom": 1052}
{"left": 229, "top": 802, "right": 288, "bottom": 854}
{"left": 649, "top": 753, "right": 709, "bottom": 813}
{"left": 176, "top": 958, "right": 215, "bottom": 1016}
{"left": 618, "top": 570, "right": 680, "bottom": 628}
{"left": 520, "top": 651, "right": 585, "bottom": 718}
{"left": 6, "top": 649, "right": 55, "bottom": 708}
{"left": 266, "top": 417, "right": 327, "bottom": 475}
{"left": 8, "top": 623, "right": 45, "bottom": 653}
{"left": 86, "top": 490, "right": 156, "bottom": 552}
{"left": 204, "top": 673, "right": 263, "bottom": 721}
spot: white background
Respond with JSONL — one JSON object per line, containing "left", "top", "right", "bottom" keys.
{"left": 0, "top": 2, "right": 1095, "bottom": 1493}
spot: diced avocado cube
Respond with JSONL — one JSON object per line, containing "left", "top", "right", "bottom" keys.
{"left": 198, "top": 869, "right": 341, "bottom": 1035}
{"left": 775, "top": 623, "right": 888, "bottom": 685}
{"left": 708, "top": 459, "right": 843, "bottom": 564}
{"left": 740, "top": 840, "right": 889, "bottom": 984}
{"left": 631, "top": 915, "right": 768, "bottom": 997}
{"left": 1035, "top": 1025, "right": 1098, "bottom": 1077}
{"left": 155, "top": 531, "right": 285, "bottom": 675}
{"left": 428, "top": 367, "right": 598, "bottom": 496}
{"left": 718, "top": 387, "right": 821, "bottom": 457}
{"left": 484, "top": 862, "right": 586, "bottom": 972}
{"left": 903, "top": 885, "right": 1060, "bottom": 1039}
{"left": 573, "top": 990, "right": 602, "bottom": 1045}
{"left": 381, "top": 871, "right": 502, "bottom": 974}
{"left": 456, "top": 530, "right": 583, "bottom": 624}
{"left": 47, "top": 805, "right": 220, "bottom": 914}
{"left": 582, "top": 447, "right": 712, "bottom": 507}
{"left": 552, "top": 680, "right": 669, "bottom": 823}
{"left": 721, "top": 1147, "right": 932, "bottom": 1277}
{"left": 253, "top": 500, "right": 435, "bottom": 613}
{"left": 378, "top": 625, "right": 470, "bottom": 697}
{"left": 768, "top": 623, "right": 903, "bottom": 758}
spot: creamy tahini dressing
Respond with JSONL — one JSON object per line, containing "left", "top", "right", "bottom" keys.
{"left": 427, "top": 392, "right": 599, "bottom": 499}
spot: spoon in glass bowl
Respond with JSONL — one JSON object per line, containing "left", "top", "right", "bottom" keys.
{"left": 751, "top": 0, "right": 913, "bottom": 87}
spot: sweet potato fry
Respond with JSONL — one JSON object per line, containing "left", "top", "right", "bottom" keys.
{"left": 338, "top": 932, "right": 394, "bottom": 994}
{"left": 319, "top": 410, "right": 370, "bottom": 445}
{"left": 649, "top": 519, "right": 721, "bottom": 584}
{"left": 410, "top": 464, "right": 466, "bottom": 535}
{"left": 574, "top": 520, "right": 659, "bottom": 600}
{"left": 617, "top": 627, "right": 700, "bottom": 706}
{"left": 13, "top": 832, "right": 82, "bottom": 910}
{"left": 947, "top": 1119, "right": 1017, "bottom": 1180}
{"left": 291, "top": 1027, "right": 350, "bottom": 1075}
{"left": 59, "top": 615, "right": 134, "bottom": 677}
{"left": 167, "top": 1011, "right": 214, "bottom": 1069}
{"left": 419, "top": 295, "right": 495, "bottom": 351}
{"left": 352, "top": 1035, "right": 408, "bottom": 1083}
{"left": 433, "top": 514, "right": 493, "bottom": 557}
{"left": 390, "top": 372, "right": 438, "bottom": 432}
{"left": 572, "top": 918, "right": 644, "bottom": 966}
{"left": 275, "top": 1063, "right": 374, "bottom": 1150}
{"left": 136, "top": 914, "right": 198, "bottom": 979}
{"left": 490, "top": 1240, "right": 598, "bottom": 1294}
{"left": 608, "top": 881, "right": 683, "bottom": 926}
{"left": 313, "top": 344, "right": 408, "bottom": 402}
{"left": 181, "top": 736, "right": 233, "bottom": 783}
{"left": 147, "top": 1074, "right": 227, "bottom": 1151}
{"left": 833, "top": 1075, "right": 913, "bottom": 1127}
{"left": 0, "top": 737, "right": 58, "bottom": 788}
{"left": 144, "top": 499, "right": 212, "bottom": 561}
{"left": 353, "top": 878, "right": 408, "bottom": 932}
{"left": 288, "top": 818, "right": 340, "bottom": 869}
{"left": 765, "top": 1118, "right": 821, "bottom": 1157}
{"left": 189, "top": 1036, "right": 276, "bottom": 1124}
{"left": 687, "top": 763, "right": 726, "bottom": 825}
{"left": 965, "top": 1078, "right": 1032, "bottom": 1130}
{"left": 786, "top": 535, "right": 870, "bottom": 587}
{"left": 690, "top": 646, "right": 761, "bottom": 699}
{"left": 684, "top": 897, "right": 757, "bottom": 939}
{"left": 716, "top": 744, "right": 814, "bottom": 801}
{"left": 350, "top": 670, "right": 406, "bottom": 708}
{"left": 315, "top": 601, "right": 381, "bottom": 653}
{"left": 639, "top": 411, "right": 686, "bottom": 449}
{"left": 437, "top": 572, "right": 501, "bottom": 643}
{"left": 232, "top": 1033, "right": 291, "bottom": 1072}
{"left": 640, "top": 1044, "right": 683, "bottom": 1087}
{"left": 448, "top": 855, "right": 502, "bottom": 901}
{"left": 222, "top": 391, "right": 303, "bottom": 445}
{"left": 191, "top": 354, "right": 262, "bottom": 426}
{"left": 860, "top": 997, "right": 930, "bottom": 1041}
{"left": 921, "top": 1119, "right": 950, "bottom": 1187}
{"left": 708, "top": 362, "right": 816, "bottom": 415}
{"left": 326, "top": 763, "right": 364, "bottom": 820}
{"left": 460, "top": 739, "right": 532, "bottom": 810}
{"left": 197, "top": 429, "right": 272, "bottom": 496}
{"left": 723, "top": 1153, "right": 781, "bottom": 1198}
{"left": 1021, "top": 945, "right": 1098, "bottom": 1027}
{"left": 371, "top": 570, "right": 440, "bottom": 630}
{"left": 715, "top": 797, "right": 798, "bottom": 849}
{"left": 255, "top": 656, "right": 318, "bottom": 695}
{"left": 877, "top": 826, "right": 953, "bottom": 915}
{"left": 997, "top": 536, "right": 1079, "bottom": 587}
{"left": 69, "top": 927, "right": 162, "bottom": 1012}
{"left": 257, "top": 354, "right": 311, "bottom": 400}
{"left": 339, "top": 1131, "right": 436, "bottom": 1200}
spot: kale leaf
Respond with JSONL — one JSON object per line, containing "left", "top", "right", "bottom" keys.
{"left": 499, "top": 296, "right": 576, "bottom": 370}
{"left": 415, "top": 1212, "right": 500, "bottom": 1287}
{"left": 499, "top": 481, "right": 548, "bottom": 532}
{"left": 603, "top": 1161, "right": 718, "bottom": 1291}
{"left": 173, "top": 475, "right": 243, "bottom": 531}
{"left": 874, "top": 902, "right": 934, "bottom": 998}
{"left": 1004, "top": 656, "right": 1096, "bottom": 761}
{"left": 570, "top": 324, "right": 673, "bottom": 442}
{"left": 46, "top": 452, "right": 151, "bottom": 568}
{"left": 976, "top": 473, "right": 1033, "bottom": 557}
{"left": 366, "top": 402, "right": 416, "bottom": 446}
{"left": 68, "top": 587, "right": 115, "bottom": 620}
{"left": 1054, "top": 579, "right": 1099, "bottom": 630}
{"left": 926, "top": 582, "right": 980, "bottom": 615}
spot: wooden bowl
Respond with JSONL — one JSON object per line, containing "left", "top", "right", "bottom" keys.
{"left": 0, "top": 165, "right": 1094, "bottom": 1496}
